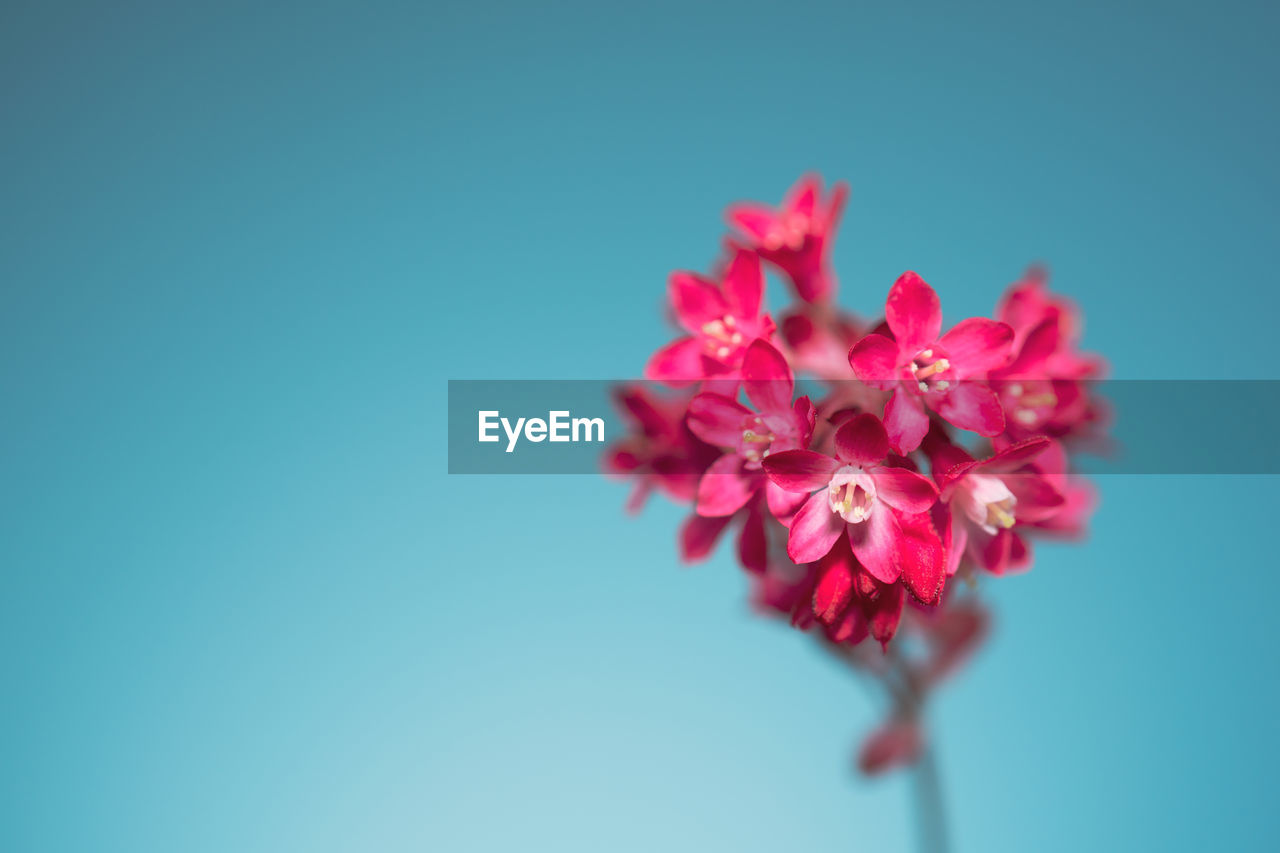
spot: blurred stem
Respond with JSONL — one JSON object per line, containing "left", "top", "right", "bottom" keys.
{"left": 913, "top": 740, "right": 949, "bottom": 853}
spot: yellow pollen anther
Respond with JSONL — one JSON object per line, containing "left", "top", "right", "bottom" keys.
{"left": 914, "top": 359, "right": 950, "bottom": 379}
{"left": 986, "top": 502, "right": 1016, "bottom": 529}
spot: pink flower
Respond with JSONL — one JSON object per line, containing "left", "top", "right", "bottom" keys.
{"left": 848, "top": 271, "right": 1015, "bottom": 453}
{"left": 923, "top": 428, "right": 1065, "bottom": 576}
{"left": 763, "top": 413, "right": 945, "bottom": 604}
{"left": 1016, "top": 438, "right": 1098, "bottom": 539}
{"left": 645, "top": 249, "right": 775, "bottom": 386}
{"left": 989, "top": 268, "right": 1106, "bottom": 441}
{"left": 604, "top": 386, "right": 719, "bottom": 512}
{"left": 726, "top": 174, "right": 848, "bottom": 303}
{"left": 997, "top": 266, "right": 1104, "bottom": 380}
{"left": 678, "top": 492, "right": 772, "bottom": 573}
{"left": 686, "top": 339, "right": 817, "bottom": 521}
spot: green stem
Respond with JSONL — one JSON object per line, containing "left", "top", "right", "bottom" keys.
{"left": 913, "top": 740, "right": 949, "bottom": 853}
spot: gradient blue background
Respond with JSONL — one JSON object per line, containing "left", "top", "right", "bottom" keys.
{"left": 2, "top": 1, "right": 1277, "bottom": 850}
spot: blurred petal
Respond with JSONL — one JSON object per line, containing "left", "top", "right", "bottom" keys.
{"left": 738, "top": 500, "right": 767, "bottom": 574}
{"left": 722, "top": 248, "right": 763, "bottom": 320}
{"left": 935, "top": 384, "right": 1005, "bottom": 436}
{"left": 765, "top": 479, "right": 808, "bottom": 525}
{"left": 670, "top": 272, "right": 727, "bottom": 333}
{"left": 644, "top": 337, "right": 704, "bottom": 384}
{"left": 679, "top": 513, "right": 732, "bottom": 563}
{"left": 938, "top": 318, "right": 1014, "bottom": 376}
{"left": 742, "top": 339, "right": 794, "bottom": 412}
{"left": 686, "top": 392, "right": 750, "bottom": 446}
{"left": 696, "top": 454, "right": 758, "bottom": 517}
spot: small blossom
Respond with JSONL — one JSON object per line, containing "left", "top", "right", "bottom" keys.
{"left": 686, "top": 339, "right": 817, "bottom": 523}
{"left": 923, "top": 426, "right": 1065, "bottom": 576}
{"left": 848, "top": 271, "right": 1015, "bottom": 453}
{"left": 605, "top": 386, "right": 719, "bottom": 512}
{"left": 726, "top": 175, "right": 848, "bottom": 303}
{"left": 764, "top": 413, "right": 945, "bottom": 604}
{"left": 645, "top": 248, "right": 775, "bottom": 386}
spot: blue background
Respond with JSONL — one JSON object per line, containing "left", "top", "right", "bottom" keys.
{"left": 2, "top": 1, "right": 1277, "bottom": 850}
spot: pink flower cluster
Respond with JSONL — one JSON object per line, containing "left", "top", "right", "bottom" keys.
{"left": 607, "top": 175, "right": 1105, "bottom": 773}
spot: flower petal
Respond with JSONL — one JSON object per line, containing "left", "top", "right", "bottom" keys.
{"left": 686, "top": 392, "right": 751, "bottom": 447}
{"left": 934, "top": 384, "right": 1005, "bottom": 436}
{"left": 1003, "top": 474, "right": 1066, "bottom": 521}
{"left": 721, "top": 248, "right": 763, "bottom": 320}
{"left": 742, "top": 338, "right": 794, "bottom": 413}
{"left": 643, "top": 336, "right": 704, "bottom": 385}
{"left": 864, "top": 578, "right": 905, "bottom": 648}
{"left": 884, "top": 389, "right": 931, "bottom": 454}
{"left": 737, "top": 500, "right": 767, "bottom": 574}
{"left": 938, "top": 318, "right": 1014, "bottom": 376}
{"left": 765, "top": 479, "right": 808, "bottom": 525}
{"left": 870, "top": 466, "right": 938, "bottom": 513}
{"left": 896, "top": 511, "right": 945, "bottom": 605}
{"left": 696, "top": 454, "right": 759, "bottom": 517}
{"left": 835, "top": 413, "right": 891, "bottom": 465}
{"left": 787, "top": 491, "right": 845, "bottom": 563}
{"left": 976, "top": 436, "right": 1050, "bottom": 473}
{"left": 847, "top": 504, "right": 901, "bottom": 583}
{"left": 725, "top": 204, "right": 779, "bottom": 242}
{"left": 847, "top": 333, "right": 900, "bottom": 390}
{"left": 785, "top": 174, "right": 820, "bottom": 218}
{"left": 793, "top": 395, "right": 818, "bottom": 447}
{"left": 813, "top": 545, "right": 856, "bottom": 624}
{"left": 885, "top": 271, "right": 941, "bottom": 355}
{"left": 940, "top": 503, "right": 966, "bottom": 576}
{"left": 670, "top": 272, "right": 727, "bottom": 334}
{"left": 679, "top": 513, "right": 732, "bottom": 563}
{"left": 977, "top": 527, "right": 1014, "bottom": 574}
{"left": 763, "top": 449, "right": 841, "bottom": 492}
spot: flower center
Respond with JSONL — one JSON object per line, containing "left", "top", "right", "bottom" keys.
{"left": 700, "top": 314, "right": 745, "bottom": 360}
{"left": 1003, "top": 381, "right": 1058, "bottom": 427}
{"left": 909, "top": 348, "right": 952, "bottom": 393}
{"left": 961, "top": 474, "right": 1017, "bottom": 533}
{"left": 827, "top": 465, "right": 876, "bottom": 523}
{"left": 762, "top": 213, "right": 810, "bottom": 252}
{"left": 740, "top": 415, "right": 776, "bottom": 466}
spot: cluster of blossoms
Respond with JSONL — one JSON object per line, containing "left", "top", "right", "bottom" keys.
{"left": 606, "top": 176, "right": 1105, "bottom": 774}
